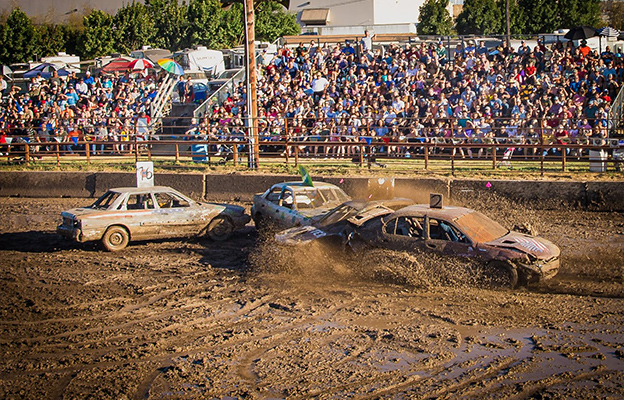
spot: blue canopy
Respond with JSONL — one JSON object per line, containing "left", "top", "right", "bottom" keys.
{"left": 23, "top": 63, "right": 70, "bottom": 79}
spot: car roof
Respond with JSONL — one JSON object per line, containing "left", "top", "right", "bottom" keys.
{"left": 275, "top": 181, "right": 342, "bottom": 190}
{"left": 390, "top": 204, "right": 474, "bottom": 221}
{"left": 108, "top": 186, "right": 181, "bottom": 194}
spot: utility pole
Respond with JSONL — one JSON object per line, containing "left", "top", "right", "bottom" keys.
{"left": 506, "top": 0, "right": 511, "bottom": 47}
{"left": 244, "top": 0, "right": 259, "bottom": 170}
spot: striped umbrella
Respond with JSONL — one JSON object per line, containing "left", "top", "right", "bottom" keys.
{"left": 157, "top": 58, "right": 184, "bottom": 75}
{"left": 597, "top": 26, "right": 620, "bottom": 38}
{"left": 128, "top": 58, "right": 155, "bottom": 70}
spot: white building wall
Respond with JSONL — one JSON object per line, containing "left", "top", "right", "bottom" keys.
{"left": 291, "top": 0, "right": 374, "bottom": 26}
{"left": 0, "top": 0, "right": 128, "bottom": 22}
{"left": 372, "top": 0, "right": 423, "bottom": 25}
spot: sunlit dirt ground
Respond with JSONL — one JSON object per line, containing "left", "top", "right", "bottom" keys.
{"left": 0, "top": 195, "right": 623, "bottom": 399}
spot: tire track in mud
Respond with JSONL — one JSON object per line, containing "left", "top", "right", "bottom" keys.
{"left": 2, "top": 198, "right": 624, "bottom": 399}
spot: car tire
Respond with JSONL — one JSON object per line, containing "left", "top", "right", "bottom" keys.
{"left": 487, "top": 261, "right": 519, "bottom": 289}
{"left": 102, "top": 226, "right": 130, "bottom": 252}
{"left": 206, "top": 216, "right": 234, "bottom": 241}
{"left": 253, "top": 214, "right": 265, "bottom": 231}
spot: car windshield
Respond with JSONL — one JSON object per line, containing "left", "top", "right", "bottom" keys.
{"left": 317, "top": 204, "right": 359, "bottom": 227}
{"left": 454, "top": 211, "right": 509, "bottom": 243}
{"left": 90, "top": 191, "right": 121, "bottom": 210}
{"left": 295, "top": 187, "right": 350, "bottom": 209}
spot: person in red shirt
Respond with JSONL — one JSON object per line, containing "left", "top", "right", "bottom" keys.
{"left": 578, "top": 40, "right": 591, "bottom": 57}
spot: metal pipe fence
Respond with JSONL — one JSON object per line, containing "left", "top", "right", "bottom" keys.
{"left": 3, "top": 135, "right": 623, "bottom": 176}
{"left": 2, "top": 116, "right": 623, "bottom": 174}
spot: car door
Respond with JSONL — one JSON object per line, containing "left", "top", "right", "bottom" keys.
{"left": 257, "top": 185, "right": 282, "bottom": 221}
{"left": 154, "top": 191, "right": 202, "bottom": 237}
{"left": 378, "top": 216, "right": 426, "bottom": 252}
{"left": 121, "top": 192, "right": 160, "bottom": 239}
{"left": 425, "top": 217, "right": 475, "bottom": 258}
{"left": 274, "top": 188, "right": 302, "bottom": 227}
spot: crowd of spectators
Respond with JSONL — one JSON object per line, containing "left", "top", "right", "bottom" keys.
{"left": 0, "top": 69, "right": 162, "bottom": 155}
{"left": 1, "top": 34, "right": 624, "bottom": 160}
{"left": 198, "top": 36, "right": 623, "bottom": 158}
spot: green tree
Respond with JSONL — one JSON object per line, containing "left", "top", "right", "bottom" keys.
{"left": 187, "top": 0, "right": 228, "bottom": 49}
{"left": 221, "top": 2, "right": 245, "bottom": 47}
{"left": 0, "top": 8, "right": 36, "bottom": 64}
{"left": 558, "top": 0, "right": 601, "bottom": 29}
{"left": 417, "top": 0, "right": 453, "bottom": 36}
{"left": 78, "top": 10, "right": 115, "bottom": 59}
{"left": 497, "top": 0, "right": 526, "bottom": 35}
{"left": 517, "top": 0, "right": 558, "bottom": 34}
{"left": 113, "top": 2, "right": 158, "bottom": 54}
{"left": 145, "top": 0, "right": 189, "bottom": 51}
{"left": 254, "top": 1, "right": 299, "bottom": 43}
{"left": 60, "top": 23, "right": 84, "bottom": 57}
{"left": 455, "top": 0, "right": 502, "bottom": 35}
{"left": 33, "top": 24, "right": 69, "bottom": 59}
{"left": 604, "top": 0, "right": 624, "bottom": 31}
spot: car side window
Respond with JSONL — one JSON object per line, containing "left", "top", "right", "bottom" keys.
{"left": 429, "top": 219, "right": 465, "bottom": 242}
{"left": 280, "top": 190, "right": 294, "bottom": 209}
{"left": 126, "top": 194, "right": 155, "bottom": 210}
{"left": 266, "top": 187, "right": 282, "bottom": 204}
{"left": 386, "top": 217, "right": 423, "bottom": 237}
{"left": 171, "top": 194, "right": 190, "bottom": 208}
{"left": 384, "top": 218, "right": 397, "bottom": 235}
{"left": 155, "top": 192, "right": 175, "bottom": 208}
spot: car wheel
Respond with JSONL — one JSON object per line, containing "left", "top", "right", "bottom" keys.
{"left": 253, "top": 213, "right": 265, "bottom": 231}
{"left": 206, "top": 216, "right": 234, "bottom": 241}
{"left": 102, "top": 226, "right": 129, "bottom": 252}
{"left": 487, "top": 261, "right": 519, "bottom": 289}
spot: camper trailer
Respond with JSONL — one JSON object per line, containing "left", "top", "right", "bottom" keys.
{"left": 172, "top": 46, "right": 225, "bottom": 82}
{"left": 32, "top": 52, "right": 81, "bottom": 73}
{"left": 222, "top": 41, "right": 278, "bottom": 69}
{"left": 130, "top": 46, "right": 172, "bottom": 64}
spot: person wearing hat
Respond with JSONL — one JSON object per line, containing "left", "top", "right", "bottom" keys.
{"left": 83, "top": 70, "right": 94, "bottom": 87}
{"left": 517, "top": 40, "right": 530, "bottom": 56}
{"left": 578, "top": 40, "right": 591, "bottom": 57}
{"left": 465, "top": 40, "right": 476, "bottom": 54}
{"left": 342, "top": 40, "right": 355, "bottom": 56}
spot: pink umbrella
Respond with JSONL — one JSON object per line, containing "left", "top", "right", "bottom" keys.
{"left": 128, "top": 59, "right": 154, "bottom": 70}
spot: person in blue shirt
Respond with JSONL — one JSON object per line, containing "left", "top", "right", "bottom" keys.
{"left": 83, "top": 70, "right": 95, "bottom": 87}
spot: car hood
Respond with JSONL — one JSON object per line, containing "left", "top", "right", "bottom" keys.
{"left": 275, "top": 225, "right": 328, "bottom": 246}
{"left": 485, "top": 231, "right": 560, "bottom": 259}
{"left": 298, "top": 207, "right": 337, "bottom": 219}
{"left": 62, "top": 208, "right": 101, "bottom": 218}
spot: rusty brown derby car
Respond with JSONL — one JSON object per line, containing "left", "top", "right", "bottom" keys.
{"left": 57, "top": 186, "right": 250, "bottom": 251}
{"left": 276, "top": 203, "right": 560, "bottom": 288}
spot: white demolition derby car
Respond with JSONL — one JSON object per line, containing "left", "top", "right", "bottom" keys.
{"left": 57, "top": 186, "right": 250, "bottom": 251}
{"left": 251, "top": 181, "right": 351, "bottom": 229}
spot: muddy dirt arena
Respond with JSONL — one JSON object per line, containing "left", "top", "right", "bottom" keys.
{"left": 0, "top": 193, "right": 623, "bottom": 399}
